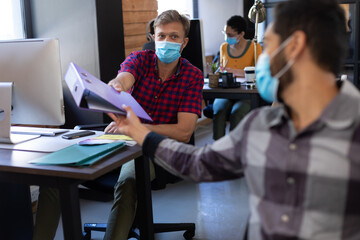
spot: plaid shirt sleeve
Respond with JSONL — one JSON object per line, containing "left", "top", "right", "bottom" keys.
{"left": 118, "top": 51, "right": 143, "bottom": 80}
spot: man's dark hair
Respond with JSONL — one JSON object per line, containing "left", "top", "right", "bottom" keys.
{"left": 273, "top": 0, "right": 348, "bottom": 75}
{"left": 226, "top": 15, "right": 247, "bottom": 35}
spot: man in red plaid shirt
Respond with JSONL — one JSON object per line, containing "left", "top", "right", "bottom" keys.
{"left": 33, "top": 9, "right": 203, "bottom": 240}
{"left": 103, "top": 9, "right": 204, "bottom": 240}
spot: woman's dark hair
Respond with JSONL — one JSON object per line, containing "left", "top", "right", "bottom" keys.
{"left": 273, "top": 0, "right": 348, "bottom": 75}
{"left": 146, "top": 18, "right": 155, "bottom": 42}
{"left": 226, "top": 15, "right": 247, "bottom": 35}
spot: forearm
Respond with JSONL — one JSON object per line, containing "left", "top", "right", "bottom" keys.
{"left": 130, "top": 125, "right": 151, "bottom": 146}
{"left": 142, "top": 131, "right": 243, "bottom": 182}
{"left": 110, "top": 72, "right": 135, "bottom": 92}
{"left": 143, "top": 123, "right": 193, "bottom": 143}
{"left": 225, "top": 68, "right": 245, "bottom": 78}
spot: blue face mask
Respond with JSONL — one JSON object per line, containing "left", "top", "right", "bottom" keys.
{"left": 225, "top": 36, "right": 238, "bottom": 45}
{"left": 155, "top": 41, "right": 182, "bottom": 64}
{"left": 255, "top": 37, "right": 295, "bottom": 102}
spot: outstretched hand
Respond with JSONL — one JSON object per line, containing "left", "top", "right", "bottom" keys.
{"left": 224, "top": 68, "right": 245, "bottom": 78}
{"left": 108, "top": 78, "right": 124, "bottom": 92}
{"left": 107, "top": 105, "right": 150, "bottom": 146}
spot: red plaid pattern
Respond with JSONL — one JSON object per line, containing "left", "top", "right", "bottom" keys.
{"left": 119, "top": 50, "right": 204, "bottom": 124}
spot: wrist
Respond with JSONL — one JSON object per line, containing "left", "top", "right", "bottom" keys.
{"left": 132, "top": 125, "right": 151, "bottom": 146}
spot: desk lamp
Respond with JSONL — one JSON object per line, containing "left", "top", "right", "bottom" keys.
{"left": 248, "top": 0, "right": 266, "bottom": 65}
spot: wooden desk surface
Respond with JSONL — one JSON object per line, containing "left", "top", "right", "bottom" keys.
{"left": 0, "top": 145, "right": 142, "bottom": 181}
{"left": 0, "top": 143, "right": 143, "bottom": 240}
{"left": 202, "top": 82, "right": 265, "bottom": 110}
{"left": 203, "top": 77, "right": 258, "bottom": 94}
{"left": 203, "top": 83, "right": 258, "bottom": 94}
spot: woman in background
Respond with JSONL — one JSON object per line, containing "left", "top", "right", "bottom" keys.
{"left": 212, "top": 15, "right": 262, "bottom": 140}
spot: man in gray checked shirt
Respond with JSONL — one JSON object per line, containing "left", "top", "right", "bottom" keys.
{"left": 108, "top": 0, "right": 360, "bottom": 239}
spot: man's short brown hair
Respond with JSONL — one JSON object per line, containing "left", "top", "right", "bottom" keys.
{"left": 153, "top": 10, "right": 190, "bottom": 37}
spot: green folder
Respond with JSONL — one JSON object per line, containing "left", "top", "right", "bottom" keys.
{"left": 29, "top": 141, "right": 126, "bottom": 166}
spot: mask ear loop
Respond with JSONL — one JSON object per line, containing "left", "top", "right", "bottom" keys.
{"left": 270, "top": 36, "right": 294, "bottom": 59}
{"left": 270, "top": 36, "right": 295, "bottom": 79}
{"left": 269, "top": 36, "right": 295, "bottom": 102}
{"left": 272, "top": 58, "right": 295, "bottom": 102}
{"left": 273, "top": 58, "right": 295, "bottom": 79}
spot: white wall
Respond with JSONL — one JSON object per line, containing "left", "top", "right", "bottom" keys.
{"left": 31, "top": 0, "right": 100, "bottom": 78}
{"left": 158, "top": 0, "right": 193, "bottom": 17}
{"left": 31, "top": 0, "right": 103, "bottom": 126}
{"left": 199, "top": 0, "right": 244, "bottom": 57}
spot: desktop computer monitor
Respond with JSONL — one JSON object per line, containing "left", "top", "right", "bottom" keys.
{"left": 0, "top": 38, "right": 65, "bottom": 143}
{"left": 182, "top": 19, "right": 207, "bottom": 76}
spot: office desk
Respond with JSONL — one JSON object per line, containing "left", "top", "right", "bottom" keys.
{"left": 0, "top": 143, "right": 154, "bottom": 240}
{"left": 203, "top": 82, "right": 266, "bottom": 110}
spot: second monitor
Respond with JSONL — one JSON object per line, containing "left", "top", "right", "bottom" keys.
{"left": 182, "top": 19, "right": 207, "bottom": 75}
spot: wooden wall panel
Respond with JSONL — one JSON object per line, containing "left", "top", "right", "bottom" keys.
{"left": 122, "top": 0, "right": 157, "bottom": 11}
{"left": 123, "top": 11, "right": 157, "bottom": 24}
{"left": 123, "top": 22, "right": 148, "bottom": 36}
{"left": 122, "top": 0, "right": 157, "bottom": 57}
{"left": 124, "top": 35, "right": 148, "bottom": 49}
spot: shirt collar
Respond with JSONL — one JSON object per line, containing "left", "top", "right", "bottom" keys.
{"left": 154, "top": 53, "right": 182, "bottom": 79}
{"left": 266, "top": 105, "right": 288, "bottom": 128}
{"left": 318, "top": 80, "right": 360, "bottom": 130}
{"left": 265, "top": 80, "right": 360, "bottom": 130}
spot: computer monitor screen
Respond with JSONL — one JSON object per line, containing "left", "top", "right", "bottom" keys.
{"left": 0, "top": 38, "right": 65, "bottom": 126}
{"left": 182, "top": 19, "right": 206, "bottom": 75}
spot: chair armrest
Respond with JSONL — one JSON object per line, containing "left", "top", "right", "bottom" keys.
{"left": 203, "top": 104, "right": 214, "bottom": 119}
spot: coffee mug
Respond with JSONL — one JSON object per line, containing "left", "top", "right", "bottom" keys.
{"left": 244, "top": 66, "right": 256, "bottom": 83}
{"left": 222, "top": 72, "right": 236, "bottom": 88}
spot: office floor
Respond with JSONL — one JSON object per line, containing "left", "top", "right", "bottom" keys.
{"left": 52, "top": 121, "right": 250, "bottom": 240}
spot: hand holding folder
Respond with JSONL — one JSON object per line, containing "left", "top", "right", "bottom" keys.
{"left": 64, "top": 62, "right": 152, "bottom": 122}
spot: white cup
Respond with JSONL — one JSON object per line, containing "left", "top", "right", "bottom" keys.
{"left": 244, "top": 66, "right": 256, "bottom": 83}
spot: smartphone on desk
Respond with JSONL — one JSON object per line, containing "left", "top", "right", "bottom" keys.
{"left": 61, "top": 130, "right": 95, "bottom": 140}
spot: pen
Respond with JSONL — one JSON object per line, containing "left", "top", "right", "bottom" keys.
{"left": 214, "top": 66, "right": 221, "bottom": 74}
{"left": 223, "top": 59, "right": 229, "bottom": 71}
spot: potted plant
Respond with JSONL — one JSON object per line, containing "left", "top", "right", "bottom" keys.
{"left": 208, "top": 62, "right": 220, "bottom": 88}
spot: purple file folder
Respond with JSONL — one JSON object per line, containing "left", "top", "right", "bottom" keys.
{"left": 64, "top": 62, "right": 153, "bottom": 122}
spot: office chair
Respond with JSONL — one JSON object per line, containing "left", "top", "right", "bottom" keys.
{"left": 142, "top": 18, "right": 155, "bottom": 51}
{"left": 203, "top": 101, "right": 215, "bottom": 119}
{"left": 81, "top": 131, "right": 196, "bottom": 240}
{"left": 203, "top": 100, "right": 234, "bottom": 121}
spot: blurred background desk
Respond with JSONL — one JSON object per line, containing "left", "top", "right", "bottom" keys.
{"left": 203, "top": 79, "right": 267, "bottom": 110}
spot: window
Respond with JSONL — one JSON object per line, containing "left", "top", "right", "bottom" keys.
{"left": 0, "top": 0, "right": 24, "bottom": 40}
{"left": 157, "top": 0, "right": 193, "bottom": 18}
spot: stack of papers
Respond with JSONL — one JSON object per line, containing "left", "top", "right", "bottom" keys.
{"left": 78, "top": 134, "right": 136, "bottom": 146}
